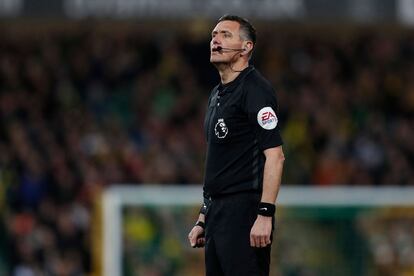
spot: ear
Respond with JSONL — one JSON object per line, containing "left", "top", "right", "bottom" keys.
{"left": 241, "top": 41, "right": 254, "bottom": 56}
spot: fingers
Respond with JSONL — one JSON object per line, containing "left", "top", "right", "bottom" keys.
{"left": 250, "top": 232, "right": 271, "bottom": 248}
{"left": 188, "top": 232, "right": 196, "bottom": 247}
{"left": 195, "top": 237, "right": 205, "bottom": 248}
{"left": 260, "top": 235, "right": 267, "bottom": 247}
{"left": 250, "top": 217, "right": 273, "bottom": 248}
{"left": 188, "top": 229, "right": 198, "bottom": 247}
{"left": 265, "top": 233, "right": 271, "bottom": 245}
{"left": 250, "top": 234, "right": 255, "bottom": 247}
{"left": 188, "top": 227, "right": 205, "bottom": 248}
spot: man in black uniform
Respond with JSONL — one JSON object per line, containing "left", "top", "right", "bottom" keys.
{"left": 188, "top": 14, "right": 285, "bottom": 276}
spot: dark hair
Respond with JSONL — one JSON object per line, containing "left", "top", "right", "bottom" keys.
{"left": 217, "top": 14, "right": 256, "bottom": 45}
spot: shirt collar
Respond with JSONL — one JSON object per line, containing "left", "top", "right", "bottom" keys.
{"left": 218, "top": 65, "right": 254, "bottom": 94}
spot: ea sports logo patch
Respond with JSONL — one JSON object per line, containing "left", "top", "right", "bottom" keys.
{"left": 257, "top": 107, "right": 278, "bottom": 130}
{"left": 215, "top": 118, "right": 228, "bottom": 138}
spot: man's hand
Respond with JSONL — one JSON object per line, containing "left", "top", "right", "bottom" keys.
{"left": 188, "top": 224, "right": 205, "bottom": 248}
{"left": 250, "top": 215, "right": 272, "bottom": 247}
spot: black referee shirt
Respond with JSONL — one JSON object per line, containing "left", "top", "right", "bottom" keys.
{"left": 203, "top": 66, "right": 283, "bottom": 197}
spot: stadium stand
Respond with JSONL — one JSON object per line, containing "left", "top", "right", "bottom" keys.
{"left": 0, "top": 22, "right": 413, "bottom": 274}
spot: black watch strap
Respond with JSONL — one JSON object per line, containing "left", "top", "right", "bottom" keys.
{"left": 195, "top": 221, "right": 205, "bottom": 229}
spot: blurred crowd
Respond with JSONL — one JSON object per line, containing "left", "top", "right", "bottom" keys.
{"left": 0, "top": 21, "right": 413, "bottom": 274}
{"left": 267, "top": 30, "right": 414, "bottom": 186}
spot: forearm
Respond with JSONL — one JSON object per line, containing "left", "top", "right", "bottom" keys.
{"left": 261, "top": 146, "right": 285, "bottom": 204}
{"left": 197, "top": 213, "right": 205, "bottom": 223}
{"left": 196, "top": 198, "right": 208, "bottom": 222}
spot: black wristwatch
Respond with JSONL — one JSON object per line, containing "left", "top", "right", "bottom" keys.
{"left": 195, "top": 221, "right": 205, "bottom": 229}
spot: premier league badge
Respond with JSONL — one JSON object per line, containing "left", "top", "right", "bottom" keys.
{"left": 215, "top": 118, "right": 228, "bottom": 139}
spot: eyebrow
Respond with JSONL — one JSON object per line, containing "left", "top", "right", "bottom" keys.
{"left": 211, "top": 30, "right": 233, "bottom": 37}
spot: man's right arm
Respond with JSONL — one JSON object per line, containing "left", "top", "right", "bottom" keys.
{"left": 188, "top": 212, "right": 205, "bottom": 248}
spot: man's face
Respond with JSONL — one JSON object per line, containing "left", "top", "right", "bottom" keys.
{"left": 210, "top": 20, "right": 243, "bottom": 64}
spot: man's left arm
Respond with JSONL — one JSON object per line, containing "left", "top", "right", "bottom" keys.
{"left": 250, "top": 145, "right": 285, "bottom": 248}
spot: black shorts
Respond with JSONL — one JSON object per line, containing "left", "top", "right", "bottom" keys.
{"left": 204, "top": 192, "right": 274, "bottom": 276}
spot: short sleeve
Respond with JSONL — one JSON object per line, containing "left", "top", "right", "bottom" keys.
{"left": 243, "top": 79, "right": 283, "bottom": 150}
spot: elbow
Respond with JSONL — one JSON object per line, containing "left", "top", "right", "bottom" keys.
{"left": 264, "top": 146, "right": 285, "bottom": 164}
{"left": 277, "top": 149, "right": 285, "bottom": 164}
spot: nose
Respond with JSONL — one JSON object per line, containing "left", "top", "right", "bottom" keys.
{"left": 211, "top": 36, "right": 220, "bottom": 47}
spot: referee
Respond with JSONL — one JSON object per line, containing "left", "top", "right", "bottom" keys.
{"left": 188, "top": 15, "right": 285, "bottom": 276}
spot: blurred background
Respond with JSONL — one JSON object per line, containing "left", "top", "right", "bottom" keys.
{"left": 0, "top": 0, "right": 414, "bottom": 275}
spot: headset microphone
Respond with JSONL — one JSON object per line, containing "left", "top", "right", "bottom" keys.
{"left": 213, "top": 46, "right": 244, "bottom": 52}
{"left": 211, "top": 46, "right": 247, "bottom": 73}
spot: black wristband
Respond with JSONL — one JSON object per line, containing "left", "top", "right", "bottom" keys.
{"left": 257, "top": 202, "right": 276, "bottom": 217}
{"left": 195, "top": 221, "right": 205, "bottom": 229}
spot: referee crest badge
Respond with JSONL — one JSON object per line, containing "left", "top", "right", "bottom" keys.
{"left": 215, "top": 118, "right": 228, "bottom": 138}
{"left": 257, "top": 107, "right": 278, "bottom": 130}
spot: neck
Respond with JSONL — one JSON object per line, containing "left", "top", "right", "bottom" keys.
{"left": 215, "top": 59, "right": 249, "bottom": 84}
